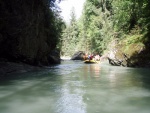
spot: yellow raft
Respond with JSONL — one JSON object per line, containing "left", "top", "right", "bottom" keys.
{"left": 84, "top": 60, "right": 100, "bottom": 64}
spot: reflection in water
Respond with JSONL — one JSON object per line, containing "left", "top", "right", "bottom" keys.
{"left": 90, "top": 64, "right": 101, "bottom": 78}
{"left": 83, "top": 64, "right": 101, "bottom": 80}
{"left": 108, "top": 69, "right": 117, "bottom": 87}
{"left": 0, "top": 60, "right": 150, "bottom": 113}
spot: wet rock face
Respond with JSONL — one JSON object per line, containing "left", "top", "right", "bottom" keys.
{"left": 71, "top": 51, "right": 85, "bottom": 60}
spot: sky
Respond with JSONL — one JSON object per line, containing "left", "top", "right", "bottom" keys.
{"left": 57, "top": 0, "right": 86, "bottom": 22}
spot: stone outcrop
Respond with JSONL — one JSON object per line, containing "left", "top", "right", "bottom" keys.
{"left": 108, "top": 50, "right": 129, "bottom": 66}
{"left": 107, "top": 39, "right": 150, "bottom": 67}
{"left": 107, "top": 39, "right": 130, "bottom": 67}
{"left": 71, "top": 51, "right": 85, "bottom": 60}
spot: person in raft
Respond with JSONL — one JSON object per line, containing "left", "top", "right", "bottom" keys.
{"left": 88, "top": 54, "right": 94, "bottom": 60}
{"left": 94, "top": 54, "right": 100, "bottom": 61}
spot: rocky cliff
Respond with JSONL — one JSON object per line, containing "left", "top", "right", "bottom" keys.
{"left": 107, "top": 39, "right": 150, "bottom": 67}
{"left": 0, "top": 0, "right": 61, "bottom": 65}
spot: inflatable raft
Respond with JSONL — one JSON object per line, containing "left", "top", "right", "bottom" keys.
{"left": 84, "top": 60, "right": 100, "bottom": 64}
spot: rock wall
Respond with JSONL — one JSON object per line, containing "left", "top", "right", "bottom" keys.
{"left": 107, "top": 39, "right": 150, "bottom": 67}
{"left": 71, "top": 51, "right": 85, "bottom": 60}
{"left": 0, "top": 0, "right": 60, "bottom": 65}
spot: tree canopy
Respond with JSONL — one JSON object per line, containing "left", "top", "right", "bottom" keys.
{"left": 60, "top": 0, "right": 150, "bottom": 58}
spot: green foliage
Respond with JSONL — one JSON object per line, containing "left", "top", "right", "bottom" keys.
{"left": 60, "top": 0, "right": 150, "bottom": 59}
{"left": 61, "top": 8, "right": 79, "bottom": 56}
{"left": 79, "top": 0, "right": 114, "bottom": 54}
{"left": 112, "top": 0, "right": 149, "bottom": 33}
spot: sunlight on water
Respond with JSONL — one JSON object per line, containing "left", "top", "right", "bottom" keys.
{"left": 0, "top": 60, "right": 150, "bottom": 113}
{"left": 56, "top": 81, "right": 86, "bottom": 113}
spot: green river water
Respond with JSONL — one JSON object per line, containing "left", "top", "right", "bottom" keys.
{"left": 0, "top": 60, "right": 150, "bottom": 113}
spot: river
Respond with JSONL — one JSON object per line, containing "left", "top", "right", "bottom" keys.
{"left": 0, "top": 60, "right": 150, "bottom": 113}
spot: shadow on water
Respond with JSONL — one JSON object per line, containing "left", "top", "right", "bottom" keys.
{"left": 107, "top": 65, "right": 150, "bottom": 90}
{"left": 129, "top": 68, "right": 150, "bottom": 90}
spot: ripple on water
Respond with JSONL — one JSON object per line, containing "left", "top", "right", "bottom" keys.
{"left": 0, "top": 60, "right": 150, "bottom": 113}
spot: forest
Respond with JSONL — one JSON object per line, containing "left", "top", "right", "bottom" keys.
{"left": 60, "top": 0, "right": 150, "bottom": 67}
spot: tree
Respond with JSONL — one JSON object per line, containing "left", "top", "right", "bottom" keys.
{"left": 61, "top": 7, "right": 79, "bottom": 56}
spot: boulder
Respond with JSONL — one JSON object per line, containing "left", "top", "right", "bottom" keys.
{"left": 106, "top": 39, "right": 130, "bottom": 67}
{"left": 71, "top": 51, "right": 85, "bottom": 60}
{"left": 108, "top": 50, "right": 129, "bottom": 67}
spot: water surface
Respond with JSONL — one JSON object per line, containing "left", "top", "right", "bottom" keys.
{"left": 0, "top": 60, "right": 150, "bottom": 113}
